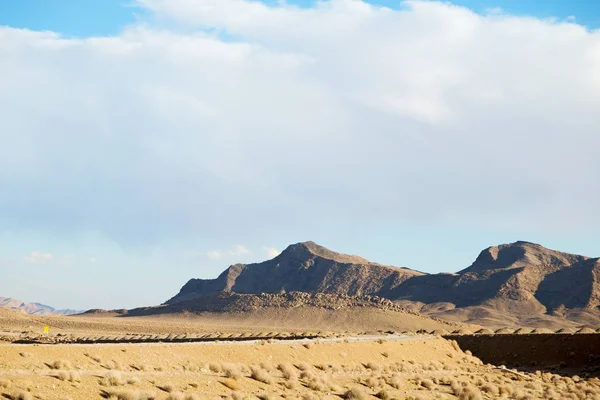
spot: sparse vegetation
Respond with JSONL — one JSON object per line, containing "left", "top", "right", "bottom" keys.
{"left": 16, "top": 392, "right": 33, "bottom": 400}
{"left": 278, "top": 363, "right": 297, "bottom": 380}
{"left": 49, "top": 360, "right": 73, "bottom": 370}
{"left": 344, "top": 388, "right": 368, "bottom": 400}
{"left": 250, "top": 366, "right": 273, "bottom": 384}
{"left": 157, "top": 383, "right": 175, "bottom": 393}
{"left": 103, "top": 371, "right": 125, "bottom": 387}
{"left": 222, "top": 363, "right": 243, "bottom": 380}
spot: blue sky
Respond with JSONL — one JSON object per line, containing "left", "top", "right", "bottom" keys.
{"left": 0, "top": 0, "right": 599, "bottom": 310}
{"left": 1, "top": 0, "right": 599, "bottom": 37}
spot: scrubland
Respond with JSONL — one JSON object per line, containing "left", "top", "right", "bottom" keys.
{"left": 2, "top": 335, "right": 600, "bottom": 400}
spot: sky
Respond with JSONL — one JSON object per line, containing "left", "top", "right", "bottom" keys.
{"left": 0, "top": 0, "right": 599, "bottom": 310}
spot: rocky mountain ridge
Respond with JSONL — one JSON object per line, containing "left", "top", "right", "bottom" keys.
{"left": 168, "top": 241, "right": 600, "bottom": 328}
{"left": 0, "top": 297, "right": 80, "bottom": 316}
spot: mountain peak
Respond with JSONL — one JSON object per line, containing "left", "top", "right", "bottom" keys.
{"left": 459, "top": 241, "right": 588, "bottom": 274}
{"left": 279, "top": 241, "right": 373, "bottom": 265}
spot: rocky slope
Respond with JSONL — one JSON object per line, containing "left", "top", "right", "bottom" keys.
{"left": 168, "top": 241, "right": 423, "bottom": 303}
{"left": 169, "top": 241, "right": 600, "bottom": 328}
{"left": 0, "top": 297, "right": 80, "bottom": 315}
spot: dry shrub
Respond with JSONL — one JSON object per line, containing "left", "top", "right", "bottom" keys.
{"left": 301, "top": 394, "right": 319, "bottom": 400}
{"left": 481, "top": 383, "right": 499, "bottom": 396}
{"left": 250, "top": 366, "right": 273, "bottom": 384}
{"left": 231, "top": 392, "right": 244, "bottom": 400}
{"left": 258, "top": 394, "right": 275, "bottom": 400}
{"left": 50, "top": 360, "right": 73, "bottom": 370}
{"left": 364, "top": 361, "right": 381, "bottom": 371}
{"left": 381, "top": 352, "right": 389, "bottom": 358}
{"left": 364, "top": 377, "right": 381, "bottom": 389}
{"left": 455, "top": 384, "right": 483, "bottom": 400}
{"left": 127, "top": 377, "right": 140, "bottom": 385}
{"left": 385, "top": 375, "right": 401, "bottom": 389}
{"left": 285, "top": 380, "right": 300, "bottom": 390}
{"left": 222, "top": 363, "right": 243, "bottom": 380}
{"left": 421, "top": 379, "right": 435, "bottom": 390}
{"left": 19, "top": 352, "right": 32, "bottom": 358}
{"left": 303, "top": 342, "right": 314, "bottom": 350}
{"left": 278, "top": 363, "right": 297, "bottom": 380}
{"left": 209, "top": 363, "right": 222, "bottom": 373}
{"left": 375, "top": 389, "right": 391, "bottom": 400}
{"left": 158, "top": 383, "right": 175, "bottom": 393}
{"left": 306, "top": 376, "right": 329, "bottom": 391}
{"left": 16, "top": 392, "right": 33, "bottom": 400}
{"left": 296, "top": 362, "right": 312, "bottom": 371}
{"left": 185, "top": 395, "right": 200, "bottom": 400}
{"left": 101, "top": 389, "right": 156, "bottom": 400}
{"left": 343, "top": 388, "right": 368, "bottom": 400}
{"left": 259, "top": 362, "right": 275, "bottom": 372}
{"left": 524, "top": 381, "right": 542, "bottom": 391}
{"left": 221, "top": 378, "right": 241, "bottom": 391}
{"left": 104, "top": 371, "right": 125, "bottom": 387}
{"left": 0, "top": 378, "right": 10, "bottom": 388}
{"left": 166, "top": 393, "right": 185, "bottom": 400}
{"left": 55, "top": 370, "right": 81, "bottom": 382}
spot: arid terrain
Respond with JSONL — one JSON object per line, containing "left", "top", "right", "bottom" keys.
{"left": 2, "top": 240, "right": 600, "bottom": 399}
{"left": 165, "top": 241, "right": 600, "bottom": 329}
{"left": 4, "top": 332, "right": 600, "bottom": 400}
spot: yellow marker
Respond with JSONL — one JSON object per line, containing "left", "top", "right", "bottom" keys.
{"left": 43, "top": 326, "right": 50, "bottom": 334}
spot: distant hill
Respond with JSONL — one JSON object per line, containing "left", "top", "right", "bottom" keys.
{"left": 0, "top": 297, "right": 80, "bottom": 316}
{"left": 168, "top": 241, "right": 423, "bottom": 303}
{"left": 168, "top": 241, "right": 600, "bottom": 328}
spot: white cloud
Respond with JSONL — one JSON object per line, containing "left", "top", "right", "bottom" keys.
{"left": 207, "top": 245, "right": 251, "bottom": 260}
{"left": 264, "top": 247, "right": 281, "bottom": 259}
{"left": 206, "top": 250, "right": 223, "bottom": 260}
{"left": 1, "top": 0, "right": 599, "bottom": 247}
{"left": 24, "top": 251, "right": 54, "bottom": 265}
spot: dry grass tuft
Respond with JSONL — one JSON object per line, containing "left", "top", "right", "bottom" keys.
{"left": 364, "top": 361, "right": 381, "bottom": 371}
{"left": 231, "top": 391, "right": 244, "bottom": 400}
{"left": 285, "top": 380, "right": 300, "bottom": 390}
{"left": 250, "top": 366, "right": 273, "bottom": 384}
{"left": 453, "top": 383, "right": 483, "bottom": 400}
{"left": 165, "top": 393, "right": 185, "bottom": 400}
{"left": 16, "top": 392, "right": 33, "bottom": 400}
{"left": 278, "top": 363, "right": 297, "bottom": 380}
{"left": 375, "top": 389, "right": 391, "bottom": 400}
{"left": 303, "top": 342, "right": 314, "bottom": 350}
{"left": 50, "top": 360, "right": 73, "bottom": 370}
{"left": 209, "top": 363, "right": 222, "bottom": 373}
{"left": 103, "top": 371, "right": 125, "bottom": 387}
{"left": 421, "top": 379, "right": 435, "bottom": 390}
{"left": 481, "top": 383, "right": 499, "bottom": 395}
{"left": 19, "top": 352, "right": 32, "bottom": 358}
{"left": 157, "top": 383, "right": 175, "bottom": 393}
{"left": 296, "top": 362, "right": 312, "bottom": 371}
{"left": 343, "top": 388, "right": 368, "bottom": 400}
{"left": 222, "top": 363, "right": 243, "bottom": 380}
{"left": 55, "top": 370, "right": 81, "bottom": 383}
{"left": 0, "top": 378, "right": 10, "bottom": 388}
{"left": 101, "top": 389, "right": 156, "bottom": 400}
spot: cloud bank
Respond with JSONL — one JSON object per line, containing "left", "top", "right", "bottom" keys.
{"left": 1, "top": 0, "right": 599, "bottom": 247}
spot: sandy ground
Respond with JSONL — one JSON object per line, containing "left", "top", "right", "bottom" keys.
{"left": 0, "top": 307, "right": 461, "bottom": 339}
{"left": 2, "top": 335, "right": 600, "bottom": 400}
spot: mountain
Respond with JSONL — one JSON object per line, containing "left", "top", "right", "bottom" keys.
{"left": 168, "top": 241, "right": 423, "bottom": 303}
{"left": 168, "top": 241, "right": 600, "bottom": 328}
{"left": 0, "top": 297, "right": 80, "bottom": 316}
